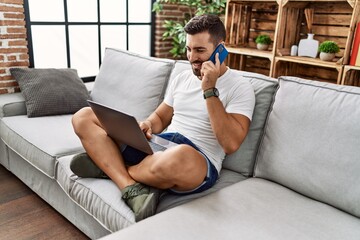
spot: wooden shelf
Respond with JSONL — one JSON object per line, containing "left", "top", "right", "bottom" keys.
{"left": 344, "top": 65, "right": 360, "bottom": 71}
{"left": 275, "top": 56, "right": 343, "bottom": 70}
{"left": 226, "top": 46, "right": 273, "bottom": 59}
{"left": 341, "top": 65, "right": 360, "bottom": 85}
{"left": 225, "top": 0, "right": 360, "bottom": 85}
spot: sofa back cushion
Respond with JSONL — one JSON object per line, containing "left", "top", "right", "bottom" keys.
{"left": 255, "top": 76, "right": 360, "bottom": 218}
{"left": 91, "top": 48, "right": 175, "bottom": 120}
{"left": 222, "top": 71, "right": 278, "bottom": 176}
{"left": 169, "top": 60, "right": 191, "bottom": 83}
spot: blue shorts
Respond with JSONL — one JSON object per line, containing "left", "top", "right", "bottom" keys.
{"left": 121, "top": 132, "right": 218, "bottom": 195}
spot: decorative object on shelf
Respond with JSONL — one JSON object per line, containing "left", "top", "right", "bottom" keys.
{"left": 298, "top": 8, "right": 319, "bottom": 58}
{"left": 291, "top": 45, "right": 298, "bottom": 56}
{"left": 304, "top": 8, "right": 314, "bottom": 34}
{"left": 298, "top": 33, "right": 319, "bottom": 58}
{"left": 255, "top": 34, "right": 272, "bottom": 50}
{"left": 350, "top": 22, "right": 360, "bottom": 66}
{"left": 318, "top": 41, "right": 340, "bottom": 61}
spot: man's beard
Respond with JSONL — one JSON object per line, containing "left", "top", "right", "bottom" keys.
{"left": 191, "top": 61, "right": 203, "bottom": 77}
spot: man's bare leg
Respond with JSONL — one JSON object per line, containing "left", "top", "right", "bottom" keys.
{"left": 72, "top": 107, "right": 135, "bottom": 189}
{"left": 128, "top": 144, "right": 208, "bottom": 191}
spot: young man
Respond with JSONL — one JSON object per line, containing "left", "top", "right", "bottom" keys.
{"left": 71, "top": 14, "right": 255, "bottom": 221}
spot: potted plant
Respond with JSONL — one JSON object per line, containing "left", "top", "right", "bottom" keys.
{"left": 255, "top": 35, "right": 272, "bottom": 50}
{"left": 318, "top": 41, "right": 340, "bottom": 61}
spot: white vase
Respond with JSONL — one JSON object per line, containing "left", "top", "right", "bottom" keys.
{"left": 257, "top": 43, "right": 269, "bottom": 50}
{"left": 291, "top": 45, "right": 298, "bottom": 56}
{"left": 319, "top": 52, "right": 335, "bottom": 61}
{"left": 298, "top": 33, "right": 319, "bottom": 58}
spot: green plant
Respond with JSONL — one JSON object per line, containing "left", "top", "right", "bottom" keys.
{"left": 255, "top": 35, "right": 272, "bottom": 45}
{"left": 318, "top": 41, "right": 340, "bottom": 53}
{"left": 152, "top": 0, "right": 227, "bottom": 59}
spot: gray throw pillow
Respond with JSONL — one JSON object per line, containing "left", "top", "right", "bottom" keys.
{"left": 10, "top": 68, "right": 90, "bottom": 117}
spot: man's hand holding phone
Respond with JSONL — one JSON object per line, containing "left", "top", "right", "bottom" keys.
{"left": 209, "top": 44, "right": 228, "bottom": 65}
{"left": 201, "top": 44, "right": 228, "bottom": 90}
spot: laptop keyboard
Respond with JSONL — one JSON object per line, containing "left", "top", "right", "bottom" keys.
{"left": 149, "top": 141, "right": 167, "bottom": 152}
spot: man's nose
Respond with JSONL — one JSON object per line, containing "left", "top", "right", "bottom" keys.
{"left": 187, "top": 51, "right": 196, "bottom": 62}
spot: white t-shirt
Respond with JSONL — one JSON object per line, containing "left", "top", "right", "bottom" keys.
{"left": 164, "top": 68, "right": 255, "bottom": 173}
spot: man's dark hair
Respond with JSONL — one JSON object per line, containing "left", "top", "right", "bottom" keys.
{"left": 184, "top": 14, "right": 226, "bottom": 46}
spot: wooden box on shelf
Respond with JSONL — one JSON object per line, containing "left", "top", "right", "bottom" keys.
{"left": 224, "top": 0, "right": 280, "bottom": 76}
{"left": 273, "top": 0, "right": 358, "bottom": 84}
{"left": 341, "top": 65, "right": 360, "bottom": 86}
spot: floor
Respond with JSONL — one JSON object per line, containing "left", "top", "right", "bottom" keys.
{"left": 0, "top": 164, "right": 89, "bottom": 240}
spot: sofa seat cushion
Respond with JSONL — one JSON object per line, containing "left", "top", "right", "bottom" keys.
{"left": 255, "top": 76, "right": 360, "bottom": 218}
{"left": 56, "top": 155, "right": 136, "bottom": 232}
{"left": 56, "top": 155, "right": 247, "bottom": 232}
{"left": 100, "top": 178, "right": 360, "bottom": 240}
{"left": 0, "top": 115, "right": 84, "bottom": 178}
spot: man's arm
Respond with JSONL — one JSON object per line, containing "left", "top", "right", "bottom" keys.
{"left": 201, "top": 54, "right": 251, "bottom": 155}
{"left": 206, "top": 98, "right": 250, "bottom": 154}
{"left": 139, "top": 102, "right": 174, "bottom": 139}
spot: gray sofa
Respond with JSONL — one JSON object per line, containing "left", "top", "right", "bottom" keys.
{"left": 1, "top": 48, "right": 359, "bottom": 239}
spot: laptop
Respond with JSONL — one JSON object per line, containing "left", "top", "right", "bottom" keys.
{"left": 87, "top": 100, "right": 178, "bottom": 155}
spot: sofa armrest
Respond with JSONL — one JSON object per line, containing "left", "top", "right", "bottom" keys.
{"left": 0, "top": 92, "right": 27, "bottom": 118}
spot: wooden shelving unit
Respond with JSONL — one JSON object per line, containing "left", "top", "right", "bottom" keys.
{"left": 224, "top": 0, "right": 280, "bottom": 76}
{"left": 224, "top": 0, "right": 360, "bottom": 85}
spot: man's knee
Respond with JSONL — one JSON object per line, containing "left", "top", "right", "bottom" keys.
{"left": 149, "top": 145, "right": 203, "bottom": 179}
{"left": 72, "top": 107, "right": 94, "bottom": 135}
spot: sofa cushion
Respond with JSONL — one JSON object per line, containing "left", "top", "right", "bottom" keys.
{"left": 222, "top": 71, "right": 278, "bottom": 176}
{"left": 10, "top": 68, "right": 90, "bottom": 117}
{"left": 91, "top": 48, "right": 175, "bottom": 121}
{"left": 100, "top": 178, "right": 360, "bottom": 240}
{"left": 255, "top": 76, "right": 360, "bottom": 218}
{"left": 169, "top": 60, "right": 191, "bottom": 83}
{"left": 56, "top": 155, "right": 135, "bottom": 232}
{"left": 0, "top": 115, "right": 84, "bottom": 177}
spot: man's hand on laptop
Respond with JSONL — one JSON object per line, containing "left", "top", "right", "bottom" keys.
{"left": 139, "top": 120, "right": 152, "bottom": 139}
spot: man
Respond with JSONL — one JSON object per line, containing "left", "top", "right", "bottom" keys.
{"left": 70, "top": 14, "right": 255, "bottom": 221}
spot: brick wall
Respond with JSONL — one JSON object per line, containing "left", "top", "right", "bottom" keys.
{"left": 0, "top": 1, "right": 187, "bottom": 94}
{"left": 154, "top": 3, "right": 193, "bottom": 59}
{"left": 0, "top": 0, "right": 28, "bottom": 94}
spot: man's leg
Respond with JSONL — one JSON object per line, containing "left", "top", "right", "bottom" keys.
{"left": 72, "top": 107, "right": 162, "bottom": 221}
{"left": 71, "top": 107, "right": 135, "bottom": 189}
{"left": 128, "top": 144, "right": 208, "bottom": 192}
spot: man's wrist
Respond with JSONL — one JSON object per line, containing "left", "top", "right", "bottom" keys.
{"left": 203, "top": 88, "right": 219, "bottom": 99}
{"left": 143, "top": 120, "right": 152, "bottom": 128}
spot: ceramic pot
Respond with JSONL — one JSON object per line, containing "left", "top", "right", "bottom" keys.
{"left": 257, "top": 43, "right": 269, "bottom": 50}
{"left": 319, "top": 52, "right": 335, "bottom": 61}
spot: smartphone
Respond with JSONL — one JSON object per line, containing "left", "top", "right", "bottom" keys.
{"left": 209, "top": 44, "right": 228, "bottom": 64}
